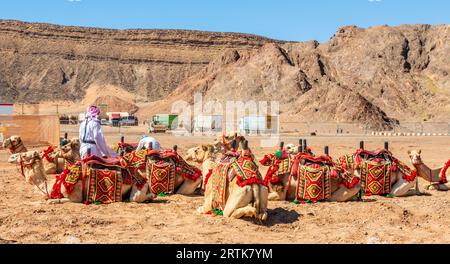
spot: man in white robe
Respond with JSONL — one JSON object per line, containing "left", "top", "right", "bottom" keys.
{"left": 79, "top": 106, "right": 117, "bottom": 159}
{"left": 136, "top": 135, "right": 161, "bottom": 151}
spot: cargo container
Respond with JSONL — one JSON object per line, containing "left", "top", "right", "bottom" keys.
{"left": 239, "top": 115, "right": 279, "bottom": 135}
{"left": 193, "top": 115, "right": 223, "bottom": 132}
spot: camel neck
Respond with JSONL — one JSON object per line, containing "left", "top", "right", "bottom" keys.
{"left": 414, "top": 162, "right": 433, "bottom": 182}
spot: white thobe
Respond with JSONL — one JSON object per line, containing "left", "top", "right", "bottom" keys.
{"left": 79, "top": 118, "right": 117, "bottom": 159}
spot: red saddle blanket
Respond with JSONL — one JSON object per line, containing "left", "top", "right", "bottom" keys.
{"left": 146, "top": 161, "right": 177, "bottom": 195}
{"left": 360, "top": 160, "right": 392, "bottom": 196}
{"left": 293, "top": 165, "right": 333, "bottom": 202}
{"left": 82, "top": 155, "right": 124, "bottom": 204}
{"left": 209, "top": 152, "right": 262, "bottom": 212}
{"left": 289, "top": 154, "right": 359, "bottom": 202}
{"left": 85, "top": 167, "right": 123, "bottom": 204}
{"left": 260, "top": 153, "right": 291, "bottom": 186}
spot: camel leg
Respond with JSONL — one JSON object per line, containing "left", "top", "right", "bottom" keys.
{"left": 129, "top": 184, "right": 155, "bottom": 203}
{"left": 223, "top": 186, "right": 256, "bottom": 219}
{"left": 391, "top": 177, "right": 415, "bottom": 197}
{"left": 258, "top": 186, "right": 269, "bottom": 221}
{"left": 427, "top": 182, "right": 450, "bottom": 191}
{"left": 176, "top": 178, "right": 202, "bottom": 195}
{"left": 197, "top": 192, "right": 213, "bottom": 214}
{"left": 231, "top": 204, "right": 257, "bottom": 219}
{"left": 330, "top": 182, "right": 361, "bottom": 202}
{"left": 46, "top": 198, "right": 71, "bottom": 204}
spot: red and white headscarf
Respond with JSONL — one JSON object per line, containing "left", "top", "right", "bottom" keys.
{"left": 86, "top": 105, "right": 100, "bottom": 120}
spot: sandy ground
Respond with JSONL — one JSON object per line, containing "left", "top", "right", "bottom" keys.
{"left": 0, "top": 125, "right": 449, "bottom": 244}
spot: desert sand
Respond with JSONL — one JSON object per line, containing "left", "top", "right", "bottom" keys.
{"left": 0, "top": 125, "right": 449, "bottom": 244}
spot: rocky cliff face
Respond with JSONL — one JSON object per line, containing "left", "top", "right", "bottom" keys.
{"left": 0, "top": 20, "right": 280, "bottom": 103}
{"left": 1, "top": 21, "right": 449, "bottom": 129}
{"left": 151, "top": 24, "right": 449, "bottom": 129}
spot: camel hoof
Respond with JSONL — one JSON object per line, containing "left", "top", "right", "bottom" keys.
{"left": 426, "top": 184, "right": 437, "bottom": 191}
{"left": 196, "top": 206, "right": 205, "bottom": 214}
{"left": 247, "top": 207, "right": 258, "bottom": 218}
{"left": 259, "top": 210, "right": 268, "bottom": 221}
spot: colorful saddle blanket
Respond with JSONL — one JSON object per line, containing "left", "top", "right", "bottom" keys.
{"left": 146, "top": 161, "right": 177, "bottom": 195}
{"left": 294, "top": 165, "right": 333, "bottom": 202}
{"left": 85, "top": 167, "right": 123, "bottom": 204}
{"left": 211, "top": 161, "right": 233, "bottom": 212}
{"left": 51, "top": 163, "right": 83, "bottom": 199}
{"left": 260, "top": 153, "right": 291, "bottom": 185}
{"left": 232, "top": 156, "right": 262, "bottom": 187}
{"left": 82, "top": 155, "right": 125, "bottom": 204}
{"left": 210, "top": 151, "right": 262, "bottom": 212}
{"left": 360, "top": 160, "right": 392, "bottom": 196}
{"left": 289, "top": 154, "right": 359, "bottom": 202}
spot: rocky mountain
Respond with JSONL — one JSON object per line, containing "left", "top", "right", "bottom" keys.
{"left": 0, "top": 20, "right": 280, "bottom": 103}
{"left": 1, "top": 21, "right": 449, "bottom": 129}
{"left": 148, "top": 24, "right": 449, "bottom": 129}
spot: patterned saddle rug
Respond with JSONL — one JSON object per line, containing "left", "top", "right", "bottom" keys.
{"left": 210, "top": 160, "right": 233, "bottom": 212}
{"left": 260, "top": 152, "right": 291, "bottom": 186}
{"left": 210, "top": 151, "right": 262, "bottom": 212}
{"left": 360, "top": 160, "right": 392, "bottom": 196}
{"left": 146, "top": 160, "right": 176, "bottom": 195}
{"left": 337, "top": 148, "right": 417, "bottom": 196}
{"left": 145, "top": 149, "right": 201, "bottom": 195}
{"left": 51, "top": 163, "right": 83, "bottom": 199}
{"left": 289, "top": 154, "right": 359, "bottom": 203}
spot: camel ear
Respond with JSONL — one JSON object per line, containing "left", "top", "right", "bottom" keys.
{"left": 201, "top": 144, "right": 208, "bottom": 151}
{"left": 418, "top": 150, "right": 421, "bottom": 155}
{"left": 407, "top": 150, "right": 411, "bottom": 155}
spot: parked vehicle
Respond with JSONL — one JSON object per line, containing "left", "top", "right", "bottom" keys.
{"left": 119, "top": 116, "right": 138, "bottom": 126}
{"left": 100, "top": 119, "right": 110, "bottom": 126}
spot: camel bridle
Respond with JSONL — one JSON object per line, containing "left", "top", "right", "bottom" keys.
{"left": 17, "top": 155, "right": 50, "bottom": 199}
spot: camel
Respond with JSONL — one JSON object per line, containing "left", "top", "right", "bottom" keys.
{"left": 2, "top": 136, "right": 27, "bottom": 154}
{"left": 40, "top": 139, "right": 81, "bottom": 175}
{"left": 123, "top": 147, "right": 203, "bottom": 203}
{"left": 337, "top": 149, "right": 416, "bottom": 197}
{"left": 195, "top": 140, "right": 268, "bottom": 221}
{"left": 408, "top": 149, "right": 449, "bottom": 191}
{"left": 212, "top": 133, "right": 246, "bottom": 152}
{"left": 260, "top": 150, "right": 361, "bottom": 202}
{"left": 7, "top": 150, "right": 152, "bottom": 204}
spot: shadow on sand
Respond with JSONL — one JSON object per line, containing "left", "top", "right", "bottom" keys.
{"left": 260, "top": 208, "right": 302, "bottom": 227}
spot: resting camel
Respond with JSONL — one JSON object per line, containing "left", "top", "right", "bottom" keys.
{"left": 7, "top": 150, "right": 151, "bottom": 204}
{"left": 123, "top": 147, "right": 203, "bottom": 203}
{"left": 2, "top": 136, "right": 27, "bottom": 154}
{"left": 196, "top": 140, "right": 268, "bottom": 221}
{"left": 408, "top": 149, "right": 449, "bottom": 191}
{"left": 337, "top": 148, "right": 416, "bottom": 197}
{"left": 260, "top": 148, "right": 361, "bottom": 202}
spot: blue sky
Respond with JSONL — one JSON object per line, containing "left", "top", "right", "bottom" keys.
{"left": 0, "top": 0, "right": 448, "bottom": 42}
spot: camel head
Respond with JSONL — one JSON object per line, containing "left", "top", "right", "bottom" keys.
{"left": 185, "top": 144, "right": 215, "bottom": 163}
{"left": 408, "top": 149, "right": 423, "bottom": 165}
{"left": 8, "top": 150, "right": 47, "bottom": 185}
{"left": 213, "top": 133, "right": 246, "bottom": 152}
{"left": 284, "top": 143, "right": 299, "bottom": 155}
{"left": 59, "top": 139, "right": 81, "bottom": 161}
{"left": 2, "top": 136, "right": 24, "bottom": 153}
